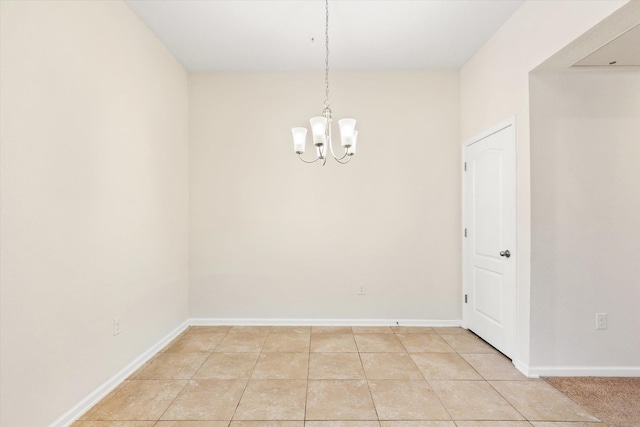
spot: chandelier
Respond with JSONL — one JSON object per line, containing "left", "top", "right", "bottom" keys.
{"left": 291, "top": 0, "right": 357, "bottom": 165}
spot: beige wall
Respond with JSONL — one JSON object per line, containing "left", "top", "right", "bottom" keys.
{"left": 0, "top": 2, "right": 189, "bottom": 426}
{"left": 2, "top": 2, "right": 636, "bottom": 424}
{"left": 189, "top": 71, "right": 461, "bottom": 321}
{"left": 460, "top": 0, "right": 627, "bottom": 370}
{"left": 530, "top": 70, "right": 640, "bottom": 369}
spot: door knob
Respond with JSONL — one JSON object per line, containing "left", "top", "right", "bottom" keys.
{"left": 500, "top": 250, "right": 511, "bottom": 258}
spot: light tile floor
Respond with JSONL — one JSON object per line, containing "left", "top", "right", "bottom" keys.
{"left": 74, "top": 326, "right": 604, "bottom": 426}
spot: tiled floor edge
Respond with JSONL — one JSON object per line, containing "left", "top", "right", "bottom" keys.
{"left": 188, "top": 318, "right": 464, "bottom": 327}
{"left": 512, "top": 358, "right": 538, "bottom": 379}
{"left": 50, "top": 319, "right": 189, "bottom": 427}
{"left": 530, "top": 365, "right": 640, "bottom": 377}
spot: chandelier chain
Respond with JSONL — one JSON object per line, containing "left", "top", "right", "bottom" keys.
{"left": 324, "top": 0, "right": 330, "bottom": 110}
{"left": 291, "top": 0, "right": 356, "bottom": 166}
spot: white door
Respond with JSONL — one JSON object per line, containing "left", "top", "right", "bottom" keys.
{"left": 463, "top": 119, "right": 517, "bottom": 359}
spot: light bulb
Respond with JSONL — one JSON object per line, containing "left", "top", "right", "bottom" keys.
{"left": 339, "top": 118, "right": 356, "bottom": 147}
{"left": 291, "top": 127, "right": 307, "bottom": 154}
{"left": 310, "top": 117, "right": 327, "bottom": 147}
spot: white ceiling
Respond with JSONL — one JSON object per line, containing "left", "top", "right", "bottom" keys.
{"left": 125, "top": 0, "right": 524, "bottom": 72}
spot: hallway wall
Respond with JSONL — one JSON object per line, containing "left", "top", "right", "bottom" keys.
{"left": 529, "top": 70, "right": 640, "bottom": 370}
{"left": 0, "top": 2, "right": 189, "bottom": 426}
{"left": 460, "top": 0, "right": 628, "bottom": 369}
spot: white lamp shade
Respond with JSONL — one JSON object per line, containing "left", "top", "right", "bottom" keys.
{"left": 309, "top": 117, "right": 327, "bottom": 146}
{"left": 347, "top": 130, "right": 357, "bottom": 156}
{"left": 338, "top": 118, "right": 356, "bottom": 147}
{"left": 291, "top": 127, "right": 307, "bottom": 153}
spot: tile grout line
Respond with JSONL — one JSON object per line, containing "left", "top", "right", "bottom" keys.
{"left": 224, "top": 327, "right": 251, "bottom": 426}
{"left": 488, "top": 378, "right": 603, "bottom": 424}
{"left": 154, "top": 326, "right": 232, "bottom": 423}
{"left": 435, "top": 330, "right": 531, "bottom": 423}
{"left": 229, "top": 328, "right": 266, "bottom": 423}
{"left": 477, "top": 375, "right": 532, "bottom": 423}
{"left": 304, "top": 332, "right": 311, "bottom": 423}
{"left": 399, "top": 329, "right": 456, "bottom": 424}
{"left": 356, "top": 332, "right": 382, "bottom": 422}
{"left": 145, "top": 378, "right": 190, "bottom": 423}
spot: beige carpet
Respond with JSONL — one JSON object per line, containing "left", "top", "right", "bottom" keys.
{"left": 545, "top": 376, "right": 640, "bottom": 427}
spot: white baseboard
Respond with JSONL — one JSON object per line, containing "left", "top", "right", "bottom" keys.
{"left": 513, "top": 359, "right": 538, "bottom": 378}
{"left": 50, "top": 320, "right": 189, "bottom": 427}
{"left": 188, "top": 318, "right": 463, "bottom": 327}
{"left": 477, "top": 358, "right": 639, "bottom": 379}
{"left": 527, "top": 365, "right": 640, "bottom": 377}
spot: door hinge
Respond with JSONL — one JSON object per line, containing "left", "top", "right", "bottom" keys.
{"left": 464, "top": 228, "right": 467, "bottom": 237}
{"left": 464, "top": 162, "right": 467, "bottom": 171}
{"left": 464, "top": 294, "right": 468, "bottom": 304}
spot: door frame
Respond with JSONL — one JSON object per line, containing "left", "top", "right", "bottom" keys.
{"left": 461, "top": 116, "right": 518, "bottom": 357}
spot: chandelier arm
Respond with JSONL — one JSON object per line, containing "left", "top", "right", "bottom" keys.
{"left": 328, "top": 137, "right": 350, "bottom": 161}
{"left": 333, "top": 153, "right": 352, "bottom": 165}
{"left": 298, "top": 153, "right": 322, "bottom": 164}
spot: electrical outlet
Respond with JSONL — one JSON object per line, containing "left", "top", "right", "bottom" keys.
{"left": 113, "top": 317, "right": 122, "bottom": 336}
{"left": 596, "top": 313, "right": 607, "bottom": 330}
{"left": 358, "top": 285, "right": 365, "bottom": 295}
